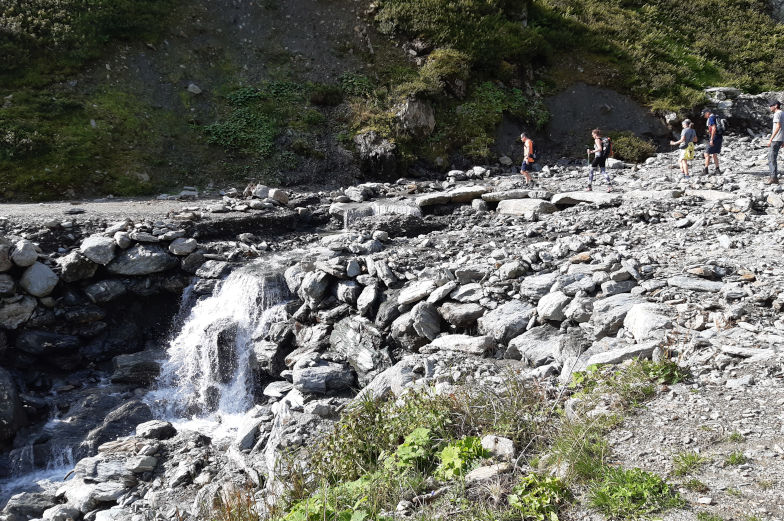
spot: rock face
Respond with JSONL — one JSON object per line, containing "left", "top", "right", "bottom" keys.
{"left": 107, "top": 245, "right": 178, "bottom": 275}
{"left": 354, "top": 131, "right": 398, "bottom": 180}
{"left": 0, "top": 367, "right": 24, "bottom": 442}
{"left": 395, "top": 99, "right": 435, "bottom": 138}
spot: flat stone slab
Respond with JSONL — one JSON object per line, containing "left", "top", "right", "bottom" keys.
{"left": 622, "top": 190, "right": 683, "bottom": 200}
{"left": 685, "top": 189, "right": 735, "bottom": 201}
{"left": 449, "top": 185, "right": 489, "bottom": 203}
{"left": 482, "top": 190, "right": 531, "bottom": 202}
{"left": 497, "top": 199, "right": 557, "bottom": 216}
{"left": 667, "top": 276, "right": 725, "bottom": 292}
{"left": 583, "top": 341, "right": 658, "bottom": 367}
{"left": 423, "top": 334, "right": 494, "bottom": 356}
{"left": 415, "top": 193, "right": 451, "bottom": 207}
{"left": 551, "top": 191, "right": 621, "bottom": 206}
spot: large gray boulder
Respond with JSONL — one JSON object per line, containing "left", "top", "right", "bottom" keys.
{"left": 1, "top": 490, "right": 56, "bottom": 520}
{"left": 0, "top": 367, "right": 25, "bottom": 442}
{"left": 19, "top": 262, "right": 59, "bottom": 297}
{"left": 0, "top": 296, "right": 36, "bottom": 329}
{"left": 111, "top": 351, "right": 161, "bottom": 385}
{"left": 438, "top": 302, "right": 485, "bottom": 327}
{"left": 80, "top": 235, "right": 117, "bottom": 265}
{"left": 292, "top": 359, "right": 355, "bottom": 394}
{"left": 11, "top": 239, "right": 38, "bottom": 267}
{"left": 298, "top": 270, "right": 331, "bottom": 306}
{"left": 168, "top": 237, "right": 197, "bottom": 256}
{"left": 329, "top": 316, "right": 389, "bottom": 385}
{"left": 395, "top": 99, "right": 436, "bottom": 138}
{"left": 623, "top": 303, "right": 672, "bottom": 342}
{"left": 424, "top": 334, "right": 494, "bottom": 356}
{"left": 354, "top": 130, "right": 398, "bottom": 180}
{"left": 106, "top": 245, "right": 178, "bottom": 276}
{"left": 57, "top": 250, "right": 98, "bottom": 282}
{"left": 83, "top": 400, "right": 152, "bottom": 450}
{"left": 410, "top": 301, "right": 442, "bottom": 340}
{"left": 497, "top": 199, "right": 557, "bottom": 218}
{"left": 590, "top": 293, "right": 643, "bottom": 339}
{"left": 355, "top": 358, "right": 418, "bottom": 400}
{"left": 15, "top": 330, "right": 80, "bottom": 355}
{"left": 477, "top": 300, "right": 535, "bottom": 343}
{"left": 0, "top": 243, "right": 13, "bottom": 271}
{"left": 506, "top": 325, "right": 566, "bottom": 366}
{"left": 84, "top": 280, "right": 127, "bottom": 304}
{"left": 537, "top": 291, "right": 570, "bottom": 321}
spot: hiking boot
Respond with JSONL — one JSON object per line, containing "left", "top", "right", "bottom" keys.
{"left": 586, "top": 185, "right": 593, "bottom": 192}
{"left": 606, "top": 186, "right": 613, "bottom": 192}
{"left": 714, "top": 168, "right": 722, "bottom": 175}
{"left": 765, "top": 177, "right": 779, "bottom": 185}
{"left": 702, "top": 167, "right": 709, "bottom": 176}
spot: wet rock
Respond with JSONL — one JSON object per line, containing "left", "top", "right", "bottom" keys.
{"left": 19, "top": 262, "right": 59, "bottom": 297}
{"left": 181, "top": 251, "right": 206, "bottom": 273}
{"left": 15, "top": 330, "right": 80, "bottom": 355}
{"left": 195, "top": 260, "right": 231, "bottom": 279}
{"left": 415, "top": 193, "right": 451, "bottom": 207}
{"left": 107, "top": 245, "right": 178, "bottom": 276}
{"left": 11, "top": 239, "right": 38, "bottom": 267}
{"left": 84, "top": 400, "right": 152, "bottom": 450}
{"left": 0, "top": 244, "right": 12, "bottom": 272}
{"left": 80, "top": 235, "right": 117, "bottom": 265}
{"left": 136, "top": 420, "right": 176, "bottom": 440}
{"left": 1, "top": 490, "right": 56, "bottom": 520}
{"left": 0, "top": 296, "right": 37, "bottom": 329}
{"left": 111, "top": 351, "right": 160, "bottom": 385}
{"left": 0, "top": 367, "right": 25, "bottom": 442}
{"left": 57, "top": 250, "right": 98, "bottom": 282}
{"left": 477, "top": 300, "right": 535, "bottom": 343}
{"left": 84, "top": 279, "right": 127, "bottom": 304}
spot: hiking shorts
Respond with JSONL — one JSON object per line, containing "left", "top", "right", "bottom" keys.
{"left": 591, "top": 156, "right": 607, "bottom": 168}
{"left": 706, "top": 135, "right": 723, "bottom": 155}
{"left": 521, "top": 161, "right": 535, "bottom": 172}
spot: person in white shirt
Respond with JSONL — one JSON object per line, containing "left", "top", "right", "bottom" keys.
{"left": 766, "top": 99, "right": 784, "bottom": 185}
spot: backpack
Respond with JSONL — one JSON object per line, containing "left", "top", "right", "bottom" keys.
{"left": 600, "top": 136, "right": 613, "bottom": 158}
{"left": 529, "top": 140, "right": 539, "bottom": 161}
{"left": 684, "top": 142, "right": 695, "bottom": 161}
{"left": 712, "top": 115, "right": 727, "bottom": 135}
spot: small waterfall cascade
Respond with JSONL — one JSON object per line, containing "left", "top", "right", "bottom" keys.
{"left": 1, "top": 439, "right": 74, "bottom": 504}
{"left": 147, "top": 261, "right": 290, "bottom": 424}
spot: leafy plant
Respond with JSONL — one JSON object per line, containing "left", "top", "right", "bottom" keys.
{"left": 508, "top": 474, "right": 570, "bottom": 521}
{"left": 640, "top": 359, "right": 688, "bottom": 385}
{"left": 728, "top": 432, "right": 745, "bottom": 443}
{"left": 435, "top": 436, "right": 489, "bottom": 480}
{"left": 589, "top": 467, "right": 683, "bottom": 519}
{"left": 382, "top": 427, "right": 436, "bottom": 473}
{"left": 607, "top": 131, "right": 656, "bottom": 164}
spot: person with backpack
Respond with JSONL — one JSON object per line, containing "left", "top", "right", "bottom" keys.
{"left": 520, "top": 132, "right": 536, "bottom": 186}
{"left": 765, "top": 99, "right": 784, "bottom": 185}
{"left": 701, "top": 109, "right": 724, "bottom": 175}
{"left": 670, "top": 119, "right": 698, "bottom": 178}
{"left": 586, "top": 128, "right": 613, "bottom": 192}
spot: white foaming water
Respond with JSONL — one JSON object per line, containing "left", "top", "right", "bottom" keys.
{"left": 146, "top": 260, "right": 290, "bottom": 435}
{"left": 0, "top": 445, "right": 73, "bottom": 504}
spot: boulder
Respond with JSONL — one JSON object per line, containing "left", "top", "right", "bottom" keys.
{"left": 477, "top": 300, "right": 535, "bottom": 343}
{"left": 1, "top": 490, "right": 56, "bottom": 520}
{"left": 497, "top": 199, "right": 557, "bottom": 218}
{"left": 482, "top": 190, "right": 531, "bottom": 202}
{"left": 11, "top": 239, "right": 38, "bottom": 267}
{"left": 298, "top": 270, "right": 331, "bottom": 306}
{"left": 0, "top": 273, "right": 14, "bottom": 296}
{"left": 111, "top": 351, "right": 161, "bottom": 385}
{"left": 84, "top": 400, "right": 152, "bottom": 450}
{"left": 398, "top": 279, "right": 437, "bottom": 306}
{"left": 42, "top": 504, "right": 81, "bottom": 521}
{"left": 336, "top": 280, "right": 362, "bottom": 305}
{"left": 481, "top": 435, "right": 515, "bottom": 461}
{"left": 19, "top": 262, "right": 59, "bottom": 297}
{"left": 107, "top": 245, "right": 178, "bottom": 276}
{"left": 415, "top": 193, "right": 451, "bottom": 207}
{"left": 269, "top": 188, "right": 289, "bottom": 205}
{"left": 667, "top": 276, "right": 724, "bottom": 292}
{"left": 537, "top": 291, "right": 570, "bottom": 321}
{"left": 0, "top": 244, "right": 12, "bottom": 271}
{"left": 136, "top": 420, "right": 176, "bottom": 440}
{"left": 395, "top": 99, "right": 436, "bottom": 138}
{"left": 169, "top": 237, "right": 198, "bottom": 256}
{"left": 195, "top": 260, "right": 231, "bottom": 279}
{"left": 0, "top": 296, "right": 37, "bottom": 329}
{"left": 623, "top": 303, "right": 672, "bottom": 342}
{"left": 583, "top": 341, "right": 658, "bottom": 367}
{"left": 410, "top": 301, "right": 442, "bottom": 340}
{"left": 424, "top": 334, "right": 494, "bottom": 356}
{"left": 57, "top": 250, "right": 98, "bottom": 282}
{"left": 15, "top": 330, "right": 80, "bottom": 355}
{"left": 357, "top": 285, "right": 380, "bottom": 317}
{"left": 506, "top": 325, "right": 563, "bottom": 366}
{"left": 450, "top": 283, "right": 484, "bottom": 303}
{"left": 519, "top": 272, "right": 559, "bottom": 301}
{"left": 355, "top": 358, "right": 418, "bottom": 400}
{"left": 449, "top": 185, "right": 489, "bottom": 203}
{"left": 292, "top": 360, "right": 355, "bottom": 394}
{"left": 438, "top": 302, "right": 485, "bottom": 327}
{"left": 114, "top": 231, "right": 132, "bottom": 249}
{"left": 80, "top": 235, "right": 117, "bottom": 265}
{"left": 329, "top": 316, "right": 389, "bottom": 385}
{"left": 590, "top": 293, "right": 642, "bottom": 339}
{"left": 84, "top": 279, "right": 127, "bottom": 304}
{"left": 354, "top": 131, "right": 398, "bottom": 180}
{"left": 551, "top": 191, "right": 621, "bottom": 206}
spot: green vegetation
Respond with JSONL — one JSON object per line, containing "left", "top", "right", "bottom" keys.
{"left": 684, "top": 479, "right": 710, "bottom": 494}
{"left": 697, "top": 512, "right": 725, "bottom": 521}
{"left": 434, "top": 436, "right": 488, "bottom": 480}
{"left": 589, "top": 467, "right": 684, "bottom": 519}
{"left": 607, "top": 132, "right": 657, "bottom": 164}
{"left": 508, "top": 474, "right": 570, "bottom": 520}
{"left": 728, "top": 432, "right": 746, "bottom": 443}
{"left": 724, "top": 451, "right": 748, "bottom": 466}
{"left": 672, "top": 451, "right": 709, "bottom": 477}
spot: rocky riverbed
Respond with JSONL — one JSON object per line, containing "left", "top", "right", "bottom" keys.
{"left": 1, "top": 131, "right": 784, "bottom": 521}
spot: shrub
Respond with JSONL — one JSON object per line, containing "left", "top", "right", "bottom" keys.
{"left": 672, "top": 451, "right": 709, "bottom": 477}
{"left": 207, "top": 488, "right": 260, "bottom": 521}
{"left": 724, "top": 451, "right": 748, "bottom": 466}
{"left": 607, "top": 131, "right": 656, "bottom": 164}
{"left": 508, "top": 474, "right": 570, "bottom": 521}
{"left": 309, "top": 84, "right": 344, "bottom": 106}
{"left": 589, "top": 467, "right": 683, "bottom": 519}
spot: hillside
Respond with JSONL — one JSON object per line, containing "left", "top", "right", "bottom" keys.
{"left": 1, "top": 0, "right": 783, "bottom": 201}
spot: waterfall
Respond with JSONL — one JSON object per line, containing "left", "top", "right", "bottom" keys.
{"left": 147, "top": 261, "right": 290, "bottom": 424}
{"left": 1, "top": 444, "right": 74, "bottom": 504}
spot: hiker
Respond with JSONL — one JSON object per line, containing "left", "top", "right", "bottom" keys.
{"left": 670, "top": 119, "right": 698, "bottom": 178}
{"left": 586, "top": 128, "right": 613, "bottom": 192}
{"left": 701, "top": 109, "right": 723, "bottom": 175}
{"left": 766, "top": 99, "right": 784, "bottom": 184}
{"left": 520, "top": 132, "right": 535, "bottom": 185}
